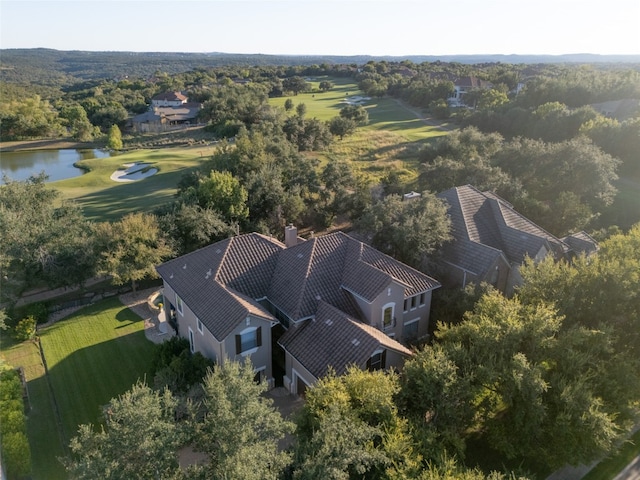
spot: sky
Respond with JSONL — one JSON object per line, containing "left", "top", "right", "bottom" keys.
{"left": 1, "top": 0, "right": 639, "bottom": 57}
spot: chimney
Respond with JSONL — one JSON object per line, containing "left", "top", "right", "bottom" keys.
{"left": 285, "top": 224, "right": 298, "bottom": 248}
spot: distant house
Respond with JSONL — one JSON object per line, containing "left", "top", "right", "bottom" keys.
{"left": 436, "top": 185, "right": 598, "bottom": 295}
{"left": 151, "top": 91, "right": 188, "bottom": 107}
{"left": 448, "top": 76, "right": 493, "bottom": 107}
{"left": 156, "top": 227, "right": 440, "bottom": 395}
{"left": 131, "top": 92, "right": 201, "bottom": 133}
{"left": 590, "top": 99, "right": 640, "bottom": 121}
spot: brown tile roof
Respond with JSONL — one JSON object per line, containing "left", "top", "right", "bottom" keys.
{"left": 561, "top": 231, "right": 599, "bottom": 256}
{"left": 437, "top": 185, "right": 570, "bottom": 271}
{"left": 155, "top": 233, "right": 282, "bottom": 340}
{"left": 152, "top": 91, "right": 188, "bottom": 102}
{"left": 157, "top": 231, "right": 439, "bottom": 342}
{"left": 454, "top": 76, "right": 493, "bottom": 89}
{"left": 268, "top": 232, "right": 440, "bottom": 321}
{"left": 278, "top": 302, "right": 412, "bottom": 379}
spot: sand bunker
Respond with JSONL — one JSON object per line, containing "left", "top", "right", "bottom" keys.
{"left": 110, "top": 162, "right": 158, "bottom": 182}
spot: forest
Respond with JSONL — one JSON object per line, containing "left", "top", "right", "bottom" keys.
{"left": 1, "top": 50, "right": 639, "bottom": 479}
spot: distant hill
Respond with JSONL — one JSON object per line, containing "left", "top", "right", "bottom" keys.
{"left": 1, "top": 48, "right": 639, "bottom": 84}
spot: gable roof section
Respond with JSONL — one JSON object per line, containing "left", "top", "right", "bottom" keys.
{"left": 279, "top": 301, "right": 412, "bottom": 378}
{"left": 438, "top": 185, "right": 570, "bottom": 268}
{"left": 561, "top": 231, "right": 599, "bottom": 256}
{"left": 269, "top": 232, "right": 440, "bottom": 321}
{"left": 156, "top": 234, "right": 282, "bottom": 340}
{"left": 152, "top": 91, "right": 187, "bottom": 102}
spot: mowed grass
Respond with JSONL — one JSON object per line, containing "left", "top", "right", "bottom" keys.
{"left": 40, "top": 297, "right": 156, "bottom": 440}
{"left": 52, "top": 145, "right": 211, "bottom": 222}
{"left": 582, "top": 429, "right": 640, "bottom": 480}
{"left": 269, "top": 76, "right": 449, "bottom": 142}
{"left": 0, "top": 334, "right": 67, "bottom": 480}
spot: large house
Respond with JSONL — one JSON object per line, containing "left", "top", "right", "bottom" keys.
{"left": 448, "top": 76, "right": 494, "bottom": 107}
{"left": 131, "top": 91, "right": 201, "bottom": 133}
{"left": 156, "top": 227, "right": 440, "bottom": 395}
{"left": 436, "top": 185, "right": 598, "bottom": 295}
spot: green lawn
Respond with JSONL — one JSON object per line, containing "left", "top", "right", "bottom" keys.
{"left": 52, "top": 146, "right": 210, "bottom": 222}
{"left": 0, "top": 333, "right": 66, "bottom": 480}
{"left": 40, "top": 298, "right": 156, "bottom": 439}
{"left": 269, "top": 76, "right": 449, "bottom": 142}
{"left": 582, "top": 429, "right": 640, "bottom": 480}
{"left": 0, "top": 298, "right": 158, "bottom": 479}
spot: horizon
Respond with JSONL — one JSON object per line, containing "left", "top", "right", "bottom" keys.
{"left": 1, "top": 1, "right": 639, "bottom": 57}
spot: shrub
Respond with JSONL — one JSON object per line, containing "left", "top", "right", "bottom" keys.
{"left": 2, "top": 431, "right": 32, "bottom": 478}
{"left": 22, "top": 302, "right": 49, "bottom": 324}
{"left": 14, "top": 316, "right": 36, "bottom": 341}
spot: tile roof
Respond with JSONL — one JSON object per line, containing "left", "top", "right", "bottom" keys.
{"left": 157, "top": 230, "right": 440, "bottom": 341}
{"left": 155, "top": 233, "right": 282, "bottom": 340}
{"left": 561, "top": 231, "right": 599, "bottom": 256}
{"left": 152, "top": 91, "right": 188, "bottom": 102}
{"left": 437, "top": 185, "right": 570, "bottom": 270}
{"left": 268, "top": 232, "right": 440, "bottom": 320}
{"left": 278, "top": 302, "right": 412, "bottom": 379}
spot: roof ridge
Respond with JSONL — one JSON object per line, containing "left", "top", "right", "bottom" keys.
{"left": 213, "top": 236, "right": 234, "bottom": 284}
{"left": 292, "top": 237, "right": 318, "bottom": 318}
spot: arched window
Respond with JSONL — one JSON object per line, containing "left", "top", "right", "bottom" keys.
{"left": 382, "top": 302, "right": 395, "bottom": 330}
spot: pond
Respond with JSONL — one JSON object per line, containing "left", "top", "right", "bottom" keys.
{"left": 0, "top": 149, "right": 112, "bottom": 183}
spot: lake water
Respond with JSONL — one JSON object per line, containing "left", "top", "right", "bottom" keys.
{"left": 0, "top": 149, "right": 112, "bottom": 183}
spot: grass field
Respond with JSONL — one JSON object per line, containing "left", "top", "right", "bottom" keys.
{"left": 52, "top": 146, "right": 210, "bottom": 222}
{"left": 0, "top": 333, "right": 66, "bottom": 479}
{"left": 582, "top": 429, "right": 640, "bottom": 480}
{"left": 1, "top": 297, "right": 157, "bottom": 479}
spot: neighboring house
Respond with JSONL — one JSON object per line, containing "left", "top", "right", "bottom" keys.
{"left": 151, "top": 91, "right": 188, "bottom": 107}
{"left": 436, "top": 185, "right": 598, "bottom": 295}
{"left": 131, "top": 92, "right": 201, "bottom": 133}
{"left": 156, "top": 227, "right": 440, "bottom": 395}
{"left": 590, "top": 99, "right": 640, "bottom": 121}
{"left": 448, "top": 76, "right": 494, "bottom": 107}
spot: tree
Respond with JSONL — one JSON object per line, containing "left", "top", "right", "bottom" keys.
{"left": 518, "top": 223, "right": 640, "bottom": 358}
{"left": 65, "top": 382, "right": 182, "bottom": 479}
{"left": 194, "top": 360, "right": 294, "bottom": 480}
{"left": 284, "top": 98, "right": 295, "bottom": 111}
{"left": 419, "top": 290, "right": 640, "bottom": 469}
{"left": 0, "top": 174, "right": 97, "bottom": 304}
{"left": 94, "top": 212, "right": 173, "bottom": 292}
{"left": 328, "top": 116, "right": 357, "bottom": 139}
{"left": 183, "top": 170, "right": 249, "bottom": 224}
{"left": 319, "top": 80, "right": 334, "bottom": 92}
{"left": 156, "top": 202, "right": 234, "bottom": 255}
{"left": 294, "top": 367, "right": 422, "bottom": 479}
{"left": 283, "top": 76, "right": 310, "bottom": 95}
{"left": 339, "top": 104, "right": 369, "bottom": 125}
{"left": 60, "top": 104, "right": 99, "bottom": 141}
{"left": 106, "top": 124, "right": 123, "bottom": 150}
{"left": 356, "top": 192, "right": 451, "bottom": 269}
{"left": 296, "top": 102, "right": 307, "bottom": 117}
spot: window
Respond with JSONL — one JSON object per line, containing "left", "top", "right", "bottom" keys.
{"left": 404, "top": 319, "right": 419, "bottom": 341}
{"left": 382, "top": 302, "right": 395, "bottom": 330}
{"left": 176, "top": 294, "right": 183, "bottom": 316}
{"left": 367, "top": 349, "right": 386, "bottom": 371}
{"left": 197, "top": 318, "right": 203, "bottom": 334}
{"left": 411, "top": 296, "right": 417, "bottom": 309}
{"left": 419, "top": 293, "right": 426, "bottom": 306}
{"left": 235, "top": 326, "right": 262, "bottom": 355}
{"left": 403, "top": 299, "right": 408, "bottom": 312}
{"left": 188, "top": 327, "right": 195, "bottom": 353}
